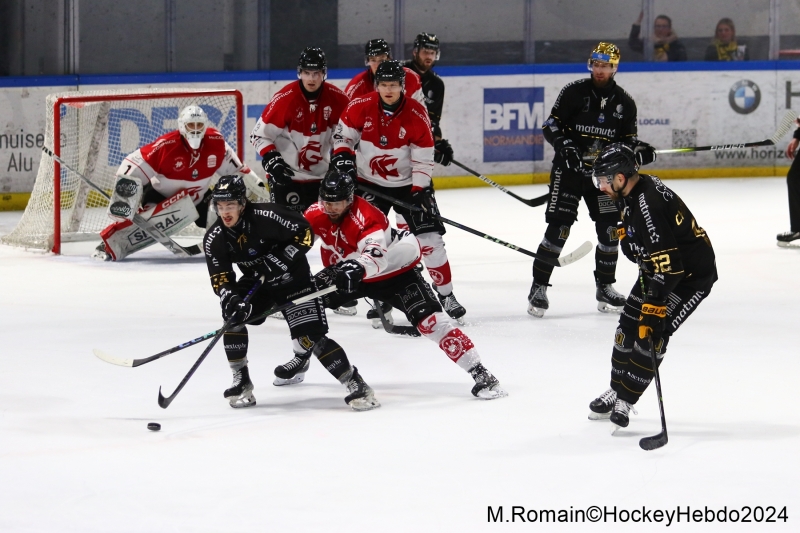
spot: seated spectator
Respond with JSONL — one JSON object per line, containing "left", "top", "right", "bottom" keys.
{"left": 629, "top": 12, "right": 687, "bottom": 62}
{"left": 705, "top": 18, "right": 749, "bottom": 61}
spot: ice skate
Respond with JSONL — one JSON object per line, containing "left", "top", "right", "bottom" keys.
{"left": 596, "top": 283, "right": 626, "bottom": 313}
{"left": 588, "top": 388, "right": 617, "bottom": 420}
{"left": 224, "top": 365, "right": 256, "bottom": 408}
{"left": 91, "top": 242, "right": 112, "bottom": 262}
{"left": 776, "top": 231, "right": 800, "bottom": 248}
{"left": 366, "top": 300, "right": 393, "bottom": 329}
{"left": 273, "top": 353, "right": 311, "bottom": 386}
{"left": 343, "top": 366, "right": 380, "bottom": 411}
{"left": 333, "top": 300, "right": 358, "bottom": 316}
{"left": 609, "top": 398, "right": 637, "bottom": 434}
{"left": 434, "top": 285, "right": 467, "bottom": 325}
{"left": 468, "top": 363, "right": 508, "bottom": 400}
{"left": 527, "top": 281, "right": 550, "bottom": 318}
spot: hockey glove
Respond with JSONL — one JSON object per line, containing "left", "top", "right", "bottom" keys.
{"left": 251, "top": 249, "right": 293, "bottom": 285}
{"left": 434, "top": 139, "right": 454, "bottom": 166}
{"left": 261, "top": 151, "right": 294, "bottom": 186}
{"left": 411, "top": 187, "right": 440, "bottom": 218}
{"left": 633, "top": 141, "right": 657, "bottom": 166}
{"left": 335, "top": 260, "right": 365, "bottom": 294}
{"left": 638, "top": 296, "right": 667, "bottom": 340}
{"left": 220, "top": 288, "right": 253, "bottom": 324}
{"left": 329, "top": 151, "right": 357, "bottom": 180}
{"left": 554, "top": 138, "right": 583, "bottom": 171}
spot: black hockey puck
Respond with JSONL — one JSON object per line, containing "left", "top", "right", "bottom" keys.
{"left": 147, "top": 422, "right": 161, "bottom": 431}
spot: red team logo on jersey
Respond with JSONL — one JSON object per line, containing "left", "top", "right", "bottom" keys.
{"left": 369, "top": 155, "right": 399, "bottom": 179}
{"left": 298, "top": 141, "right": 323, "bottom": 171}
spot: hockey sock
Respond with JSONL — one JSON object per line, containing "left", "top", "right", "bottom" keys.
{"left": 224, "top": 328, "right": 249, "bottom": 363}
{"left": 416, "top": 232, "right": 453, "bottom": 295}
{"left": 617, "top": 337, "right": 668, "bottom": 404}
{"left": 311, "top": 336, "right": 352, "bottom": 382}
{"left": 532, "top": 222, "right": 570, "bottom": 284}
{"left": 416, "top": 312, "right": 480, "bottom": 371}
{"left": 594, "top": 221, "right": 619, "bottom": 284}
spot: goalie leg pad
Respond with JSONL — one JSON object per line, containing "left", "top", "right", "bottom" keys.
{"left": 99, "top": 192, "right": 199, "bottom": 260}
{"left": 107, "top": 176, "right": 143, "bottom": 222}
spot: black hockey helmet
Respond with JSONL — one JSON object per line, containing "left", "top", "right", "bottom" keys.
{"left": 365, "top": 38, "right": 391, "bottom": 59}
{"left": 592, "top": 143, "right": 638, "bottom": 189}
{"left": 297, "top": 47, "right": 327, "bottom": 79}
{"left": 319, "top": 169, "right": 355, "bottom": 203}
{"left": 212, "top": 175, "right": 247, "bottom": 208}
{"left": 374, "top": 60, "right": 406, "bottom": 89}
{"left": 413, "top": 32, "right": 441, "bottom": 60}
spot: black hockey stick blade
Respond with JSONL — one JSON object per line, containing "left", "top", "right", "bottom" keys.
{"left": 451, "top": 159, "right": 549, "bottom": 207}
{"left": 639, "top": 334, "right": 669, "bottom": 451}
{"left": 655, "top": 110, "right": 797, "bottom": 154}
{"left": 639, "top": 431, "right": 669, "bottom": 451}
{"left": 42, "top": 146, "right": 201, "bottom": 258}
{"left": 372, "top": 298, "right": 420, "bottom": 337}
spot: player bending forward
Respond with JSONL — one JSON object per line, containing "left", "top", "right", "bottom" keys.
{"left": 587, "top": 144, "right": 717, "bottom": 431}
{"left": 203, "top": 175, "right": 380, "bottom": 411}
{"left": 280, "top": 170, "right": 507, "bottom": 400}
{"left": 94, "top": 104, "right": 263, "bottom": 261}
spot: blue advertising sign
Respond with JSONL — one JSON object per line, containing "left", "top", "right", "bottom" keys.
{"left": 483, "top": 87, "right": 545, "bottom": 162}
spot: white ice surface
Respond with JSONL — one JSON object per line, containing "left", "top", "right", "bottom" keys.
{"left": 0, "top": 178, "right": 798, "bottom": 532}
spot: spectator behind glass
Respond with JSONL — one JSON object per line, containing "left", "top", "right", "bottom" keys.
{"left": 629, "top": 12, "right": 687, "bottom": 62}
{"left": 704, "top": 18, "right": 749, "bottom": 61}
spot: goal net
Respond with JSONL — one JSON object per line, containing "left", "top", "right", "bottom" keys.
{"left": 1, "top": 88, "right": 243, "bottom": 253}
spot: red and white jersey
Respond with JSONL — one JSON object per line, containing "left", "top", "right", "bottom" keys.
{"left": 304, "top": 196, "right": 420, "bottom": 282}
{"left": 117, "top": 128, "right": 249, "bottom": 205}
{"left": 332, "top": 93, "right": 435, "bottom": 189}
{"left": 344, "top": 68, "right": 425, "bottom": 105}
{"left": 250, "top": 81, "right": 349, "bottom": 182}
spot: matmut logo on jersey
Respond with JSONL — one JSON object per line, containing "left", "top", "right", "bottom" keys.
{"left": 483, "top": 87, "right": 545, "bottom": 162}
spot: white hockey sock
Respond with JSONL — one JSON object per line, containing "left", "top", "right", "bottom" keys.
{"left": 416, "top": 312, "right": 480, "bottom": 371}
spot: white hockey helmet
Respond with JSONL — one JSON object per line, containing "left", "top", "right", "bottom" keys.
{"left": 178, "top": 104, "right": 208, "bottom": 150}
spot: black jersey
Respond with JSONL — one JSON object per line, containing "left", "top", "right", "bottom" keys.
{"left": 203, "top": 203, "right": 314, "bottom": 295}
{"left": 403, "top": 60, "right": 445, "bottom": 138}
{"left": 618, "top": 174, "right": 717, "bottom": 297}
{"left": 543, "top": 78, "right": 638, "bottom": 165}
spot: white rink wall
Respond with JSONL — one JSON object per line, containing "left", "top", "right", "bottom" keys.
{"left": 2, "top": 62, "right": 799, "bottom": 198}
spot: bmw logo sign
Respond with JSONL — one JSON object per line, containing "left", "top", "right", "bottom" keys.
{"left": 728, "top": 80, "right": 761, "bottom": 114}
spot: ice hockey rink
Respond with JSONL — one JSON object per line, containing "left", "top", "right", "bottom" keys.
{"left": 0, "top": 176, "right": 797, "bottom": 532}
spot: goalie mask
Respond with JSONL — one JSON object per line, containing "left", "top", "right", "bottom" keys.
{"left": 587, "top": 42, "right": 620, "bottom": 72}
{"left": 178, "top": 104, "right": 208, "bottom": 150}
{"left": 592, "top": 143, "right": 638, "bottom": 191}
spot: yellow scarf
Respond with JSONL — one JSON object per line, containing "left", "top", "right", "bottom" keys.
{"left": 713, "top": 39, "right": 739, "bottom": 61}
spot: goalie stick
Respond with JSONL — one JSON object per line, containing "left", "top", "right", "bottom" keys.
{"left": 450, "top": 159, "right": 549, "bottom": 207}
{"left": 655, "top": 110, "right": 797, "bottom": 154}
{"left": 357, "top": 184, "right": 592, "bottom": 267}
{"left": 95, "top": 285, "right": 337, "bottom": 368}
{"left": 369, "top": 299, "right": 421, "bottom": 337}
{"left": 42, "top": 146, "right": 201, "bottom": 258}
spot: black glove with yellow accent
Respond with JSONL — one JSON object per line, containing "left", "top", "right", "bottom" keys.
{"left": 638, "top": 296, "right": 667, "bottom": 340}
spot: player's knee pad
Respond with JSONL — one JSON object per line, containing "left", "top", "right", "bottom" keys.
{"left": 403, "top": 278, "right": 443, "bottom": 326}
{"left": 224, "top": 328, "right": 249, "bottom": 362}
{"left": 311, "top": 335, "right": 351, "bottom": 380}
{"left": 416, "top": 312, "right": 480, "bottom": 370}
{"left": 541, "top": 221, "right": 571, "bottom": 253}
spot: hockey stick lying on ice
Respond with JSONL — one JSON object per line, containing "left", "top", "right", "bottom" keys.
{"left": 42, "top": 146, "right": 201, "bottom": 257}
{"left": 369, "top": 298, "right": 421, "bottom": 337}
{"left": 450, "top": 159, "right": 549, "bottom": 207}
{"left": 357, "top": 184, "right": 592, "bottom": 267}
{"left": 94, "top": 285, "right": 338, "bottom": 368}
{"left": 655, "top": 110, "right": 797, "bottom": 154}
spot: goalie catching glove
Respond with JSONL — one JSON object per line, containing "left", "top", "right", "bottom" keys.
{"left": 220, "top": 288, "right": 253, "bottom": 323}
{"left": 335, "top": 260, "right": 365, "bottom": 294}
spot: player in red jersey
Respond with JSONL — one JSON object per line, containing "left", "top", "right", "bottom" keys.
{"left": 331, "top": 60, "right": 468, "bottom": 323}
{"left": 93, "top": 104, "right": 261, "bottom": 261}
{"left": 288, "top": 170, "right": 507, "bottom": 399}
{"left": 250, "top": 47, "right": 350, "bottom": 214}
{"left": 344, "top": 38, "right": 424, "bottom": 104}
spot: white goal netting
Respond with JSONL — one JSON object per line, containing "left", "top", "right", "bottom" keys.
{"left": 1, "top": 88, "right": 243, "bottom": 252}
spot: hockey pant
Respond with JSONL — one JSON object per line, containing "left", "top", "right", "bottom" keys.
{"left": 608, "top": 274, "right": 716, "bottom": 404}
{"left": 787, "top": 154, "right": 800, "bottom": 232}
{"left": 100, "top": 190, "right": 199, "bottom": 261}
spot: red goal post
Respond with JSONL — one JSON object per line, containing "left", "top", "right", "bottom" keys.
{"left": 1, "top": 88, "right": 244, "bottom": 254}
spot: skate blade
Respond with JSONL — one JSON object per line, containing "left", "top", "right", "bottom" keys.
{"left": 588, "top": 411, "right": 612, "bottom": 420}
{"left": 527, "top": 304, "right": 546, "bottom": 318}
{"left": 777, "top": 241, "right": 800, "bottom": 248}
{"left": 333, "top": 307, "right": 358, "bottom": 316}
{"left": 610, "top": 422, "right": 623, "bottom": 435}
{"left": 454, "top": 316, "right": 466, "bottom": 326}
{"left": 273, "top": 373, "right": 306, "bottom": 386}
{"left": 476, "top": 385, "right": 508, "bottom": 400}
{"left": 597, "top": 302, "right": 623, "bottom": 314}
{"left": 228, "top": 392, "right": 256, "bottom": 408}
{"left": 348, "top": 395, "right": 381, "bottom": 411}
{"left": 370, "top": 318, "right": 382, "bottom": 329}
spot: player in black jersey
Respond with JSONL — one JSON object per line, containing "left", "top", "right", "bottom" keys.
{"left": 528, "top": 42, "right": 657, "bottom": 318}
{"left": 403, "top": 32, "right": 453, "bottom": 167}
{"left": 203, "top": 175, "right": 379, "bottom": 411}
{"left": 586, "top": 144, "right": 717, "bottom": 431}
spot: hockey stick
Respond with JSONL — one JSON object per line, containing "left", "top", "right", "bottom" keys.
{"left": 370, "top": 298, "right": 421, "bottom": 337}
{"left": 639, "top": 335, "right": 669, "bottom": 451}
{"left": 42, "top": 146, "right": 201, "bottom": 257}
{"left": 357, "top": 184, "right": 592, "bottom": 267}
{"left": 450, "top": 159, "right": 549, "bottom": 207}
{"left": 655, "top": 110, "right": 797, "bottom": 154}
{"left": 95, "top": 285, "right": 337, "bottom": 368}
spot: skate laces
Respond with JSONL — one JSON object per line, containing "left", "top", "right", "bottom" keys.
{"left": 283, "top": 355, "right": 305, "bottom": 371}
{"left": 599, "top": 388, "right": 617, "bottom": 405}
{"left": 231, "top": 369, "right": 242, "bottom": 387}
{"left": 614, "top": 398, "right": 637, "bottom": 416}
